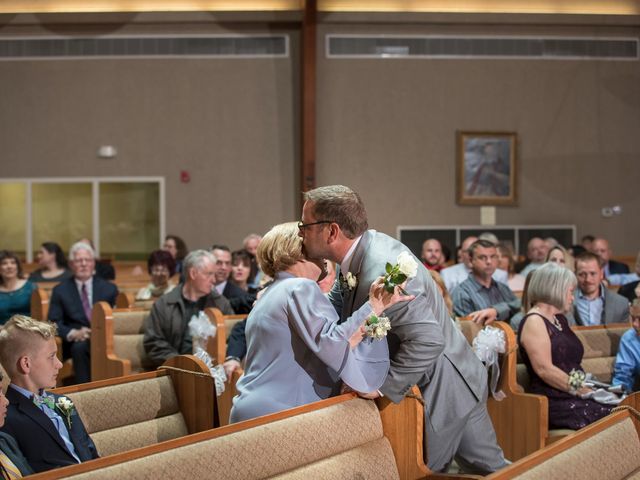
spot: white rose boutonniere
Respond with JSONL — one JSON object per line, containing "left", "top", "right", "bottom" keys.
{"left": 346, "top": 272, "right": 358, "bottom": 290}
{"left": 383, "top": 251, "right": 418, "bottom": 294}
{"left": 55, "top": 396, "right": 75, "bottom": 429}
{"left": 340, "top": 272, "right": 358, "bottom": 292}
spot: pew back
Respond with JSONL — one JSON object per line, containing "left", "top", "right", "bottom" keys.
{"left": 54, "top": 355, "right": 215, "bottom": 457}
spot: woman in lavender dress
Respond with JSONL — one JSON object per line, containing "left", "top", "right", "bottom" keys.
{"left": 230, "top": 222, "right": 411, "bottom": 424}
{"left": 518, "top": 263, "right": 612, "bottom": 430}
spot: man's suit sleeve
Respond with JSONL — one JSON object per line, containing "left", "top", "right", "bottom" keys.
{"left": 326, "top": 276, "right": 343, "bottom": 316}
{"left": 143, "top": 303, "right": 180, "bottom": 366}
{"left": 48, "top": 286, "right": 71, "bottom": 339}
{"left": 380, "top": 293, "right": 446, "bottom": 403}
{"left": 226, "top": 320, "right": 247, "bottom": 360}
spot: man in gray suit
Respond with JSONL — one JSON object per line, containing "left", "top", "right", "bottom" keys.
{"left": 568, "top": 251, "right": 630, "bottom": 326}
{"left": 299, "top": 185, "right": 507, "bottom": 474}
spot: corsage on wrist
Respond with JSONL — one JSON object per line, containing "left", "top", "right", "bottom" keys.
{"left": 364, "top": 313, "right": 391, "bottom": 340}
{"left": 567, "top": 369, "right": 586, "bottom": 396}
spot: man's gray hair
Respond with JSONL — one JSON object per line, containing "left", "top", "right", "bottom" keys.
{"left": 303, "top": 185, "right": 368, "bottom": 239}
{"left": 527, "top": 262, "right": 577, "bottom": 311}
{"left": 183, "top": 249, "right": 216, "bottom": 276}
{"left": 69, "top": 241, "right": 96, "bottom": 261}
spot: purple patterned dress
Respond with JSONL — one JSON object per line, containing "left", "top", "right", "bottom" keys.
{"left": 518, "top": 313, "right": 612, "bottom": 430}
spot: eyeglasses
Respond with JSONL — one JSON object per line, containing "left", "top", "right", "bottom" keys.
{"left": 297, "top": 220, "right": 333, "bottom": 230}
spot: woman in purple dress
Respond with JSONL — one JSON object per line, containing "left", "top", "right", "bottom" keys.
{"left": 518, "top": 263, "right": 612, "bottom": 430}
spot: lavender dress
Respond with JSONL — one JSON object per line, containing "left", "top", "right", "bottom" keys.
{"left": 518, "top": 313, "right": 612, "bottom": 430}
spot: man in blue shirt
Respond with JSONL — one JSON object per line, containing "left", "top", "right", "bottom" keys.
{"left": 0, "top": 315, "right": 98, "bottom": 473}
{"left": 451, "top": 239, "right": 520, "bottom": 325}
{"left": 569, "top": 252, "right": 629, "bottom": 326}
{"left": 612, "top": 301, "right": 640, "bottom": 392}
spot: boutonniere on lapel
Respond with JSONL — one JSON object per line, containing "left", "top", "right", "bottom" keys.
{"left": 55, "top": 396, "right": 75, "bottom": 429}
{"left": 383, "top": 252, "right": 418, "bottom": 294}
{"left": 340, "top": 272, "right": 358, "bottom": 292}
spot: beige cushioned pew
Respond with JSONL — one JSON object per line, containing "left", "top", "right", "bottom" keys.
{"left": 26, "top": 386, "right": 481, "bottom": 480}
{"left": 52, "top": 355, "right": 216, "bottom": 457}
{"left": 486, "top": 399, "right": 640, "bottom": 480}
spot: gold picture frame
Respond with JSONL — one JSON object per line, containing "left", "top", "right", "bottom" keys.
{"left": 456, "top": 131, "right": 517, "bottom": 206}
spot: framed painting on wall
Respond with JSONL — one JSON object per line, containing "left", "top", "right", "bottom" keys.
{"left": 456, "top": 131, "right": 517, "bottom": 205}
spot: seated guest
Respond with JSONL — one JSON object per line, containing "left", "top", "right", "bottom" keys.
{"left": 497, "top": 242, "right": 525, "bottom": 292}
{"left": 518, "top": 263, "right": 612, "bottom": 430}
{"left": 242, "top": 234, "right": 263, "bottom": 289}
{"left": 590, "top": 237, "right": 630, "bottom": 277}
{"left": 546, "top": 244, "right": 575, "bottom": 271}
{"left": 0, "top": 315, "right": 98, "bottom": 472}
{"left": 0, "top": 251, "right": 34, "bottom": 325}
{"left": 135, "top": 250, "right": 177, "bottom": 301}
{"left": 615, "top": 251, "right": 640, "bottom": 296}
{"left": 143, "top": 250, "right": 233, "bottom": 367}
{"left": 612, "top": 300, "right": 640, "bottom": 392}
{"left": 48, "top": 242, "right": 118, "bottom": 384}
{"left": 229, "top": 250, "right": 257, "bottom": 294}
{"left": 421, "top": 238, "right": 444, "bottom": 272}
{"left": 211, "top": 245, "right": 255, "bottom": 314}
{"left": 451, "top": 240, "right": 520, "bottom": 325}
{"left": 519, "top": 237, "right": 549, "bottom": 277}
{"left": 76, "top": 238, "right": 115, "bottom": 281}
{"left": 441, "top": 236, "right": 507, "bottom": 292}
{"left": 567, "top": 252, "right": 629, "bottom": 326}
{"left": 28, "top": 242, "right": 72, "bottom": 283}
{"left": 162, "top": 235, "right": 188, "bottom": 275}
{"left": 0, "top": 370, "right": 34, "bottom": 477}
{"left": 230, "top": 222, "right": 407, "bottom": 423}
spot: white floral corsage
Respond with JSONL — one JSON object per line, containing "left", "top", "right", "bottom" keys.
{"left": 567, "top": 369, "right": 586, "bottom": 395}
{"left": 364, "top": 314, "right": 391, "bottom": 340}
{"left": 55, "top": 396, "right": 75, "bottom": 428}
{"left": 383, "top": 251, "right": 418, "bottom": 294}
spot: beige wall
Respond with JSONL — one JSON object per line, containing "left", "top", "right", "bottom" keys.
{"left": 0, "top": 14, "right": 301, "bottom": 252}
{"left": 0, "top": 11, "right": 638, "bottom": 255}
{"left": 317, "top": 19, "right": 640, "bottom": 255}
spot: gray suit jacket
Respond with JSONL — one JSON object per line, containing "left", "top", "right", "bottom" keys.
{"left": 567, "top": 288, "right": 630, "bottom": 326}
{"left": 329, "top": 230, "right": 487, "bottom": 432}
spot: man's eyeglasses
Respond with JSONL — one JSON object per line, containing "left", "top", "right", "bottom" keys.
{"left": 297, "top": 220, "right": 333, "bottom": 230}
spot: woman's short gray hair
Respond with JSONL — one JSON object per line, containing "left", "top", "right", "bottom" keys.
{"left": 527, "top": 262, "right": 577, "bottom": 311}
{"left": 69, "top": 242, "right": 96, "bottom": 261}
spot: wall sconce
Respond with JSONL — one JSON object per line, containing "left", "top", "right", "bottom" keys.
{"left": 97, "top": 145, "right": 117, "bottom": 158}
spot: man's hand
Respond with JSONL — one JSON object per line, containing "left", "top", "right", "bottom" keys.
{"left": 223, "top": 359, "right": 241, "bottom": 380}
{"left": 68, "top": 327, "right": 91, "bottom": 342}
{"left": 469, "top": 308, "right": 498, "bottom": 325}
{"left": 368, "top": 277, "right": 415, "bottom": 316}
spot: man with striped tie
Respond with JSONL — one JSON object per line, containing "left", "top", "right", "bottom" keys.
{"left": 0, "top": 370, "right": 32, "bottom": 479}
{"left": 0, "top": 315, "right": 98, "bottom": 473}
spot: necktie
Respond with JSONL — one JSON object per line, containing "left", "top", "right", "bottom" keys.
{"left": 81, "top": 283, "right": 92, "bottom": 322}
{"left": 0, "top": 450, "right": 22, "bottom": 479}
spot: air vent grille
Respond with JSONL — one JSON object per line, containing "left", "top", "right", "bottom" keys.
{"left": 0, "top": 35, "right": 288, "bottom": 60}
{"left": 327, "top": 35, "right": 638, "bottom": 60}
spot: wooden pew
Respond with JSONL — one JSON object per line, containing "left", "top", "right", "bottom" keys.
{"left": 486, "top": 401, "right": 640, "bottom": 480}
{"left": 205, "top": 308, "right": 248, "bottom": 366}
{"left": 53, "top": 355, "right": 216, "bottom": 457}
{"left": 90, "top": 302, "right": 152, "bottom": 381}
{"left": 458, "top": 319, "right": 548, "bottom": 461}
{"left": 26, "top": 386, "right": 480, "bottom": 480}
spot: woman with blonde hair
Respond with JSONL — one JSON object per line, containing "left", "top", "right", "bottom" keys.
{"left": 545, "top": 244, "right": 575, "bottom": 271}
{"left": 230, "top": 222, "right": 411, "bottom": 423}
